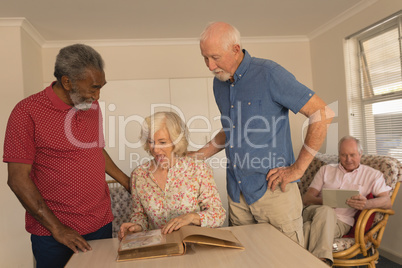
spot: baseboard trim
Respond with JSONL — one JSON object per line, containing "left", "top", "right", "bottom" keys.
{"left": 379, "top": 248, "right": 402, "bottom": 265}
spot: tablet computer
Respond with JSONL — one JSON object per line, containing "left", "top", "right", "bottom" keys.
{"left": 322, "top": 189, "right": 359, "bottom": 208}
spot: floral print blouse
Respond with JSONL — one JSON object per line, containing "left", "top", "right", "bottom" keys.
{"left": 130, "top": 156, "right": 226, "bottom": 230}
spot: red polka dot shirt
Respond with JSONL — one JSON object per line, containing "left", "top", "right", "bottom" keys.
{"left": 3, "top": 83, "right": 113, "bottom": 236}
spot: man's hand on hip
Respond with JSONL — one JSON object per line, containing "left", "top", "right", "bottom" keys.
{"left": 266, "top": 165, "right": 304, "bottom": 192}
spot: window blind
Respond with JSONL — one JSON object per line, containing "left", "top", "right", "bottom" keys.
{"left": 345, "top": 11, "right": 402, "bottom": 161}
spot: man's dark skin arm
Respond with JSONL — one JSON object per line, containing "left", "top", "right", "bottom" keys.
{"left": 7, "top": 162, "right": 91, "bottom": 253}
{"left": 103, "top": 149, "right": 130, "bottom": 192}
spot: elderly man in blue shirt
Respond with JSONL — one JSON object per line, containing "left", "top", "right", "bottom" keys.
{"left": 194, "top": 22, "right": 333, "bottom": 246}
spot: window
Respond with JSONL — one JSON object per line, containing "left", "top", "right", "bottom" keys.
{"left": 345, "top": 11, "right": 402, "bottom": 161}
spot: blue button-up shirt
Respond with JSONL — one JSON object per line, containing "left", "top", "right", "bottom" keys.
{"left": 213, "top": 50, "right": 314, "bottom": 205}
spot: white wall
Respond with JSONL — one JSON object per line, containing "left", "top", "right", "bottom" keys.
{"left": 0, "top": 26, "right": 35, "bottom": 268}
{"left": 21, "top": 27, "right": 43, "bottom": 97}
{"left": 310, "top": 0, "right": 402, "bottom": 263}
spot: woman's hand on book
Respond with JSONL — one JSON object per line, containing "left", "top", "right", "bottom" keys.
{"left": 118, "top": 223, "right": 143, "bottom": 240}
{"left": 162, "top": 213, "right": 201, "bottom": 234}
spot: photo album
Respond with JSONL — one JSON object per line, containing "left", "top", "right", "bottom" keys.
{"left": 117, "top": 225, "right": 244, "bottom": 261}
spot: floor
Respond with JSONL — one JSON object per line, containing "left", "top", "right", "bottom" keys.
{"left": 334, "top": 255, "right": 402, "bottom": 267}
{"left": 377, "top": 255, "right": 402, "bottom": 268}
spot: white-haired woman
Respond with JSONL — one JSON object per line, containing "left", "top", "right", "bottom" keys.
{"left": 119, "top": 112, "right": 225, "bottom": 237}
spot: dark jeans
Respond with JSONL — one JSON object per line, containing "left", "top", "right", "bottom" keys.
{"left": 31, "top": 222, "right": 112, "bottom": 268}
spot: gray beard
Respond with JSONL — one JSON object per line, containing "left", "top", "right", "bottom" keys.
{"left": 213, "top": 70, "right": 232, "bottom": 82}
{"left": 69, "top": 89, "right": 93, "bottom": 111}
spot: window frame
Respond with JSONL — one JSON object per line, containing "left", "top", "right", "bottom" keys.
{"left": 345, "top": 11, "right": 402, "bottom": 158}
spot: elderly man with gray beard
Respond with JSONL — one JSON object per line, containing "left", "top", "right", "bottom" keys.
{"left": 3, "top": 44, "right": 129, "bottom": 268}
{"left": 193, "top": 21, "right": 333, "bottom": 247}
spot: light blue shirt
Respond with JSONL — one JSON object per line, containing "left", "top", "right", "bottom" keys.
{"left": 213, "top": 50, "right": 314, "bottom": 204}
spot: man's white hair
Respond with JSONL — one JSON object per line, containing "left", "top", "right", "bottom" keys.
{"left": 338, "top": 135, "right": 363, "bottom": 154}
{"left": 200, "top": 22, "right": 242, "bottom": 51}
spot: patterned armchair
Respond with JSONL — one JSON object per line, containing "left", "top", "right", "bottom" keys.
{"left": 107, "top": 180, "right": 132, "bottom": 238}
{"left": 298, "top": 153, "right": 401, "bottom": 268}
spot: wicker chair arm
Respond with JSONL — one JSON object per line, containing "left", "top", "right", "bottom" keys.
{"left": 354, "top": 208, "right": 395, "bottom": 255}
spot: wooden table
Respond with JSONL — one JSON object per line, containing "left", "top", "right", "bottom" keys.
{"left": 66, "top": 223, "right": 327, "bottom": 267}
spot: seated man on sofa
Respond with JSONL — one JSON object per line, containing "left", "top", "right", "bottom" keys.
{"left": 302, "top": 135, "right": 392, "bottom": 266}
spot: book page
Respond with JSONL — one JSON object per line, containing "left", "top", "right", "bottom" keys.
{"left": 120, "top": 229, "right": 166, "bottom": 251}
{"left": 117, "top": 229, "right": 187, "bottom": 261}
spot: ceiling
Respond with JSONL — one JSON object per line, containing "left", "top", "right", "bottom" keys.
{"left": 0, "top": 0, "right": 374, "bottom": 42}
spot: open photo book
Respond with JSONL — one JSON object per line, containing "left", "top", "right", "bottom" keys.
{"left": 117, "top": 225, "right": 244, "bottom": 262}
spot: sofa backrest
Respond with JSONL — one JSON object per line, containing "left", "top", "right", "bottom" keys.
{"left": 298, "top": 153, "right": 401, "bottom": 197}
{"left": 108, "top": 182, "right": 132, "bottom": 237}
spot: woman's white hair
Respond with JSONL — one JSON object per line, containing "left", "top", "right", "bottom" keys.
{"left": 200, "top": 21, "right": 242, "bottom": 51}
{"left": 141, "top": 111, "right": 189, "bottom": 157}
